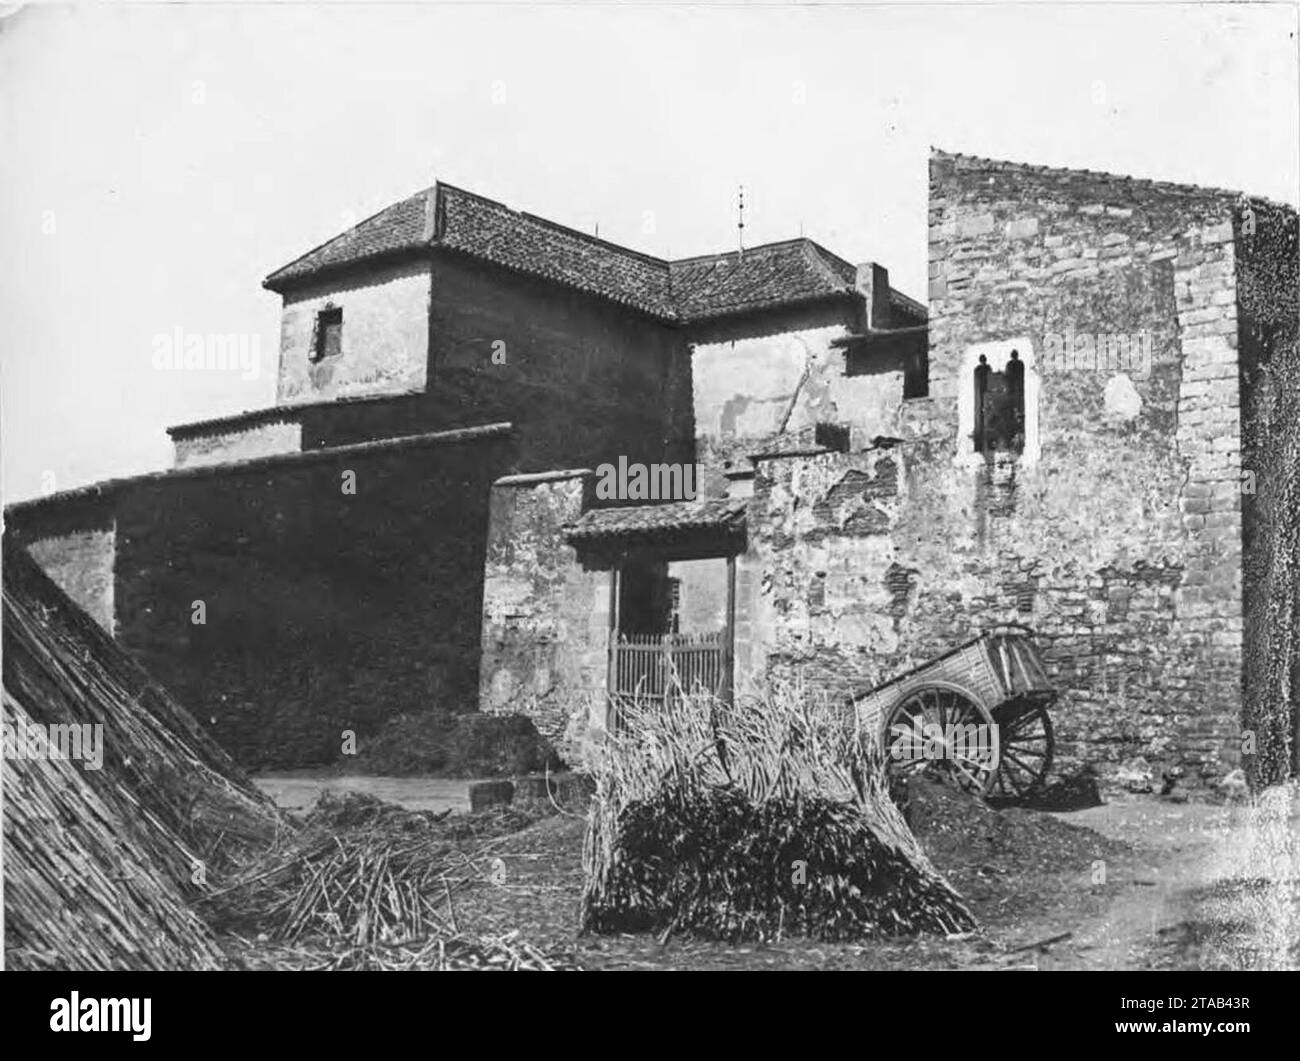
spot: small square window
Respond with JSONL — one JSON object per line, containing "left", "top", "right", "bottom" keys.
{"left": 311, "top": 307, "right": 342, "bottom": 363}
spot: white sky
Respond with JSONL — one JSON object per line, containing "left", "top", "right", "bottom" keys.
{"left": 2, "top": 1, "right": 1296, "bottom": 503}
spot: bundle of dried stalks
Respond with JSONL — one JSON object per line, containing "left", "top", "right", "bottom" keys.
{"left": 3, "top": 694, "right": 226, "bottom": 970}
{"left": 2, "top": 541, "right": 288, "bottom": 889}
{"left": 581, "top": 682, "right": 976, "bottom": 942}
{"left": 3, "top": 540, "right": 288, "bottom": 969}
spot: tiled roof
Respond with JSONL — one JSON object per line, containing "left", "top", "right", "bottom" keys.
{"left": 437, "top": 185, "right": 674, "bottom": 317}
{"left": 264, "top": 183, "right": 916, "bottom": 322}
{"left": 264, "top": 189, "right": 433, "bottom": 290}
{"left": 564, "top": 498, "right": 748, "bottom": 543}
{"left": 668, "top": 240, "right": 856, "bottom": 321}
{"left": 932, "top": 148, "right": 1292, "bottom": 213}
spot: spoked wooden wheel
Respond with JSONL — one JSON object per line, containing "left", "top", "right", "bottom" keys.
{"left": 882, "top": 682, "right": 1000, "bottom": 796}
{"left": 990, "top": 697, "right": 1054, "bottom": 803}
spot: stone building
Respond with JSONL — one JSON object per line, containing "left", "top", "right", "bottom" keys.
{"left": 7, "top": 151, "right": 1297, "bottom": 790}
{"left": 483, "top": 151, "right": 1300, "bottom": 793}
{"left": 4, "top": 181, "right": 915, "bottom": 768}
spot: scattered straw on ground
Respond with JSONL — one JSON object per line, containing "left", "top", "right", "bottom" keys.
{"left": 206, "top": 791, "right": 573, "bottom": 969}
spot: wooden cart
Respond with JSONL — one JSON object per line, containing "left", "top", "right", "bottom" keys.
{"left": 850, "top": 624, "right": 1057, "bottom": 801}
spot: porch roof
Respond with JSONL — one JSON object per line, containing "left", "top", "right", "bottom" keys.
{"left": 563, "top": 497, "right": 748, "bottom": 546}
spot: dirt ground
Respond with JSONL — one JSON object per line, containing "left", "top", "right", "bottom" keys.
{"left": 435, "top": 782, "right": 1300, "bottom": 970}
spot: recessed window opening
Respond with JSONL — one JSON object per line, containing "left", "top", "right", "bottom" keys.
{"left": 958, "top": 339, "right": 1039, "bottom": 467}
{"left": 311, "top": 306, "right": 343, "bottom": 364}
{"left": 973, "top": 349, "right": 1026, "bottom": 455}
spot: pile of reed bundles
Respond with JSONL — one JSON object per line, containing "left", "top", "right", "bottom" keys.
{"left": 3, "top": 541, "right": 287, "bottom": 969}
{"left": 3, "top": 693, "right": 227, "bottom": 970}
{"left": 581, "top": 684, "right": 977, "bottom": 942}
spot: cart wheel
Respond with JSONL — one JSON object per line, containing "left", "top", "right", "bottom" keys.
{"left": 882, "top": 683, "right": 999, "bottom": 796}
{"left": 990, "top": 698, "right": 1054, "bottom": 803}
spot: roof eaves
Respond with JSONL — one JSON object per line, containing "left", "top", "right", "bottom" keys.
{"left": 932, "top": 147, "right": 1291, "bottom": 211}
{"left": 262, "top": 244, "right": 430, "bottom": 293}
{"left": 679, "top": 288, "right": 860, "bottom": 325}
{"left": 802, "top": 239, "right": 858, "bottom": 288}
{"left": 430, "top": 242, "right": 679, "bottom": 322}
{"left": 7, "top": 423, "right": 515, "bottom": 522}
{"left": 262, "top": 187, "right": 435, "bottom": 291}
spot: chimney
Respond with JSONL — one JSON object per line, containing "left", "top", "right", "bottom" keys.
{"left": 855, "top": 261, "right": 891, "bottom": 331}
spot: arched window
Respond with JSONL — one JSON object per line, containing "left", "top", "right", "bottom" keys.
{"left": 972, "top": 349, "right": 1026, "bottom": 455}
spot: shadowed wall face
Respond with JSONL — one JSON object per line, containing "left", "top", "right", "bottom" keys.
{"left": 426, "top": 254, "right": 693, "bottom": 473}
{"left": 1236, "top": 200, "right": 1300, "bottom": 785}
{"left": 113, "top": 436, "right": 512, "bottom": 768}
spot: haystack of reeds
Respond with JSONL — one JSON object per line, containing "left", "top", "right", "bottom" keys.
{"left": 581, "top": 683, "right": 976, "bottom": 942}
{"left": 3, "top": 694, "right": 226, "bottom": 970}
{"left": 2, "top": 541, "right": 288, "bottom": 890}
{"left": 2, "top": 540, "right": 289, "bottom": 969}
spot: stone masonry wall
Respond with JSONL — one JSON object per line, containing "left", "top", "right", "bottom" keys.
{"left": 738, "top": 153, "right": 1251, "bottom": 791}
{"left": 919, "top": 153, "right": 1243, "bottom": 788}
{"left": 478, "top": 470, "right": 609, "bottom": 764}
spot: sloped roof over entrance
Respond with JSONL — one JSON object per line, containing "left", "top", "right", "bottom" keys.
{"left": 564, "top": 497, "right": 748, "bottom": 546}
